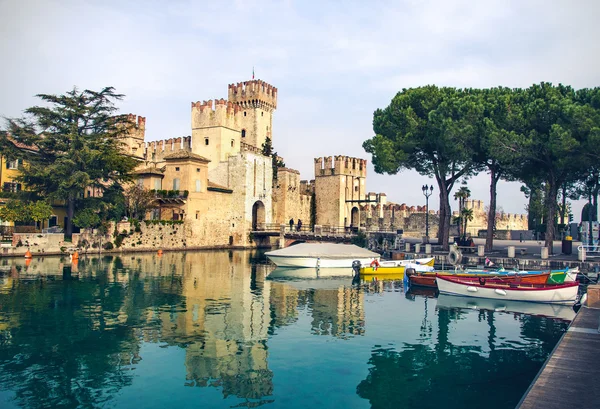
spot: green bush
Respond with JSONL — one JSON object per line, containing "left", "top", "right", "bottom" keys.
{"left": 103, "top": 242, "right": 114, "bottom": 250}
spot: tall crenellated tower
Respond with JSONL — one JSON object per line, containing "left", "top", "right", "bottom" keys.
{"left": 228, "top": 80, "right": 277, "bottom": 150}
{"left": 121, "top": 114, "right": 146, "bottom": 160}
{"left": 191, "top": 99, "right": 242, "bottom": 169}
{"left": 314, "top": 155, "right": 367, "bottom": 227}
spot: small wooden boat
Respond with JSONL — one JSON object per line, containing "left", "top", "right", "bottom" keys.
{"left": 408, "top": 268, "right": 572, "bottom": 288}
{"left": 359, "top": 257, "right": 434, "bottom": 276}
{"left": 436, "top": 275, "right": 579, "bottom": 304}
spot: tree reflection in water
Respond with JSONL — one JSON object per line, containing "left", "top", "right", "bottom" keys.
{"left": 356, "top": 304, "right": 568, "bottom": 409}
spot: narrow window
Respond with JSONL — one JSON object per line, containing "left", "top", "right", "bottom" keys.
{"left": 154, "top": 179, "right": 161, "bottom": 190}
{"left": 195, "top": 179, "right": 201, "bottom": 192}
{"left": 241, "top": 129, "right": 246, "bottom": 138}
{"left": 173, "top": 178, "right": 180, "bottom": 190}
{"left": 195, "top": 211, "right": 199, "bottom": 220}
{"left": 261, "top": 112, "right": 264, "bottom": 117}
{"left": 231, "top": 139, "right": 234, "bottom": 147}
{"left": 205, "top": 138, "right": 209, "bottom": 146}
{"left": 244, "top": 111, "right": 247, "bottom": 117}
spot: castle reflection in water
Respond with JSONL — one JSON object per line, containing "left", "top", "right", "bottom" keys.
{"left": 0, "top": 251, "right": 365, "bottom": 401}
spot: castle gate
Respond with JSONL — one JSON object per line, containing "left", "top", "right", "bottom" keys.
{"left": 252, "top": 201, "right": 266, "bottom": 230}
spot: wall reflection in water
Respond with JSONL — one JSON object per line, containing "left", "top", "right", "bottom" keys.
{"left": 0, "top": 252, "right": 366, "bottom": 408}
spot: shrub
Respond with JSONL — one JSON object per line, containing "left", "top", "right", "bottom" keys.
{"left": 103, "top": 242, "right": 114, "bottom": 250}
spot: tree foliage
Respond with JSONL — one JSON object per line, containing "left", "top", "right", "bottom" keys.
{"left": 364, "top": 83, "right": 600, "bottom": 252}
{"left": 364, "top": 86, "right": 480, "bottom": 249}
{"left": 0, "top": 200, "right": 52, "bottom": 224}
{"left": 0, "top": 87, "right": 139, "bottom": 237}
{"left": 124, "top": 184, "right": 157, "bottom": 220}
{"left": 261, "top": 136, "right": 285, "bottom": 182}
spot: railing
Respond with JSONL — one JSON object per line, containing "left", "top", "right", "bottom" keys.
{"left": 578, "top": 245, "right": 600, "bottom": 261}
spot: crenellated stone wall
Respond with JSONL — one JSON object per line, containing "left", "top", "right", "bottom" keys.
{"left": 272, "top": 168, "right": 313, "bottom": 226}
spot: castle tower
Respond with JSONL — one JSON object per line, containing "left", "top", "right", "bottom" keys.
{"left": 314, "top": 156, "right": 367, "bottom": 227}
{"left": 121, "top": 114, "right": 146, "bottom": 160}
{"left": 228, "top": 80, "right": 277, "bottom": 150}
{"left": 191, "top": 99, "right": 242, "bottom": 170}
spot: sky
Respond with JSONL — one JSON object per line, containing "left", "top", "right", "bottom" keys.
{"left": 1, "top": 0, "right": 599, "bottom": 218}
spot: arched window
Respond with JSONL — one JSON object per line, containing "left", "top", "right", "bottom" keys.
{"left": 241, "top": 129, "right": 246, "bottom": 138}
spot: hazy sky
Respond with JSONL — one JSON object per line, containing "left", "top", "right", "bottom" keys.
{"left": 1, "top": 0, "right": 599, "bottom": 217}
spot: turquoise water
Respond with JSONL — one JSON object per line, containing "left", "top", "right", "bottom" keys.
{"left": 0, "top": 251, "right": 570, "bottom": 409}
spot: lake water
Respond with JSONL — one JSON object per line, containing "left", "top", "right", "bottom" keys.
{"left": 0, "top": 251, "right": 571, "bottom": 409}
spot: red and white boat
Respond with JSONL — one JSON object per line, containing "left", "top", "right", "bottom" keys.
{"left": 436, "top": 275, "right": 579, "bottom": 304}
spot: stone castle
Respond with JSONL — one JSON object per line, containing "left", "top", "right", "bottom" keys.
{"left": 118, "top": 78, "right": 527, "bottom": 248}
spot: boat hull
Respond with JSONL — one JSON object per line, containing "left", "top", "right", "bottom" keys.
{"left": 267, "top": 255, "right": 377, "bottom": 268}
{"left": 409, "top": 268, "right": 570, "bottom": 288}
{"left": 436, "top": 276, "right": 579, "bottom": 304}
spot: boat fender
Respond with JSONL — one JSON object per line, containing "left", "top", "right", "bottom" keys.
{"left": 478, "top": 277, "right": 486, "bottom": 286}
{"left": 405, "top": 268, "right": 416, "bottom": 276}
{"left": 467, "top": 286, "right": 478, "bottom": 293}
{"left": 494, "top": 289, "right": 507, "bottom": 296}
{"left": 447, "top": 248, "right": 462, "bottom": 266}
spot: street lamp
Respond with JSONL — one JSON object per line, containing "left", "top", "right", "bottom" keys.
{"left": 422, "top": 184, "right": 434, "bottom": 243}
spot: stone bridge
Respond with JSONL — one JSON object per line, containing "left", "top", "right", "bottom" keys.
{"left": 251, "top": 224, "right": 404, "bottom": 251}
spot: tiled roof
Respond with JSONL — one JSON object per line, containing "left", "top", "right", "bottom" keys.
{"left": 163, "top": 151, "right": 210, "bottom": 162}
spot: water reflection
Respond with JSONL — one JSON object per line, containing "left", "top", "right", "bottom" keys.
{"left": 357, "top": 290, "right": 570, "bottom": 409}
{"left": 0, "top": 254, "right": 571, "bottom": 409}
{"left": 267, "top": 267, "right": 364, "bottom": 338}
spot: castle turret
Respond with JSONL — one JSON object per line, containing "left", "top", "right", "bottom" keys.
{"left": 228, "top": 79, "right": 277, "bottom": 150}
{"left": 190, "top": 99, "right": 242, "bottom": 170}
{"left": 314, "top": 155, "right": 367, "bottom": 227}
{"left": 121, "top": 114, "right": 146, "bottom": 160}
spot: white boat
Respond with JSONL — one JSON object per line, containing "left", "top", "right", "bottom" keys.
{"left": 436, "top": 294, "right": 576, "bottom": 321}
{"left": 436, "top": 275, "right": 579, "bottom": 304}
{"left": 265, "top": 243, "right": 379, "bottom": 268}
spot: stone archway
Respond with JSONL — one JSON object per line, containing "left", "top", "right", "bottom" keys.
{"left": 351, "top": 207, "right": 359, "bottom": 228}
{"left": 252, "top": 201, "right": 266, "bottom": 230}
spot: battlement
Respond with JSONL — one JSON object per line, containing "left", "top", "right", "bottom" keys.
{"left": 126, "top": 114, "right": 146, "bottom": 131}
{"left": 300, "top": 180, "right": 315, "bottom": 195}
{"left": 465, "top": 199, "right": 484, "bottom": 210}
{"left": 314, "top": 156, "right": 367, "bottom": 177}
{"left": 191, "top": 99, "right": 241, "bottom": 129}
{"left": 145, "top": 136, "right": 192, "bottom": 162}
{"left": 228, "top": 79, "right": 277, "bottom": 110}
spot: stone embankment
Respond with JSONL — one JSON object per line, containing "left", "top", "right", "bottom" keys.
{"left": 1, "top": 220, "right": 262, "bottom": 258}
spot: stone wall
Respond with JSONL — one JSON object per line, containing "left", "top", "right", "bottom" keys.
{"left": 273, "top": 168, "right": 312, "bottom": 226}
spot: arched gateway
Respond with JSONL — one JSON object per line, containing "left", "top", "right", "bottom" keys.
{"left": 252, "top": 201, "right": 265, "bottom": 230}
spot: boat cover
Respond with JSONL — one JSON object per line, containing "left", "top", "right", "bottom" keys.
{"left": 265, "top": 243, "right": 379, "bottom": 259}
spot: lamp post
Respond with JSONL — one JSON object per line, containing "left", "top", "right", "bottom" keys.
{"left": 422, "top": 184, "right": 434, "bottom": 243}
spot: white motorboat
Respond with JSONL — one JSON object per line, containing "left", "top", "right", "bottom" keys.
{"left": 436, "top": 275, "right": 579, "bottom": 304}
{"left": 265, "top": 243, "right": 379, "bottom": 268}
{"left": 436, "top": 294, "right": 576, "bottom": 321}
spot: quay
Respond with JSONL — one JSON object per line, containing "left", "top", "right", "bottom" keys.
{"left": 517, "top": 285, "right": 600, "bottom": 408}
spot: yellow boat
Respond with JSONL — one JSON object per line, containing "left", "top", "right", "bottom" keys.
{"left": 361, "top": 272, "right": 405, "bottom": 281}
{"left": 359, "top": 257, "right": 435, "bottom": 277}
